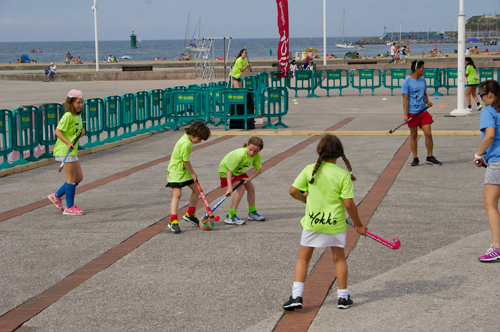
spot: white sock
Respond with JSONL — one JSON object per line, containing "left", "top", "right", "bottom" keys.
{"left": 292, "top": 282, "right": 304, "bottom": 298}
{"left": 337, "top": 288, "right": 349, "bottom": 300}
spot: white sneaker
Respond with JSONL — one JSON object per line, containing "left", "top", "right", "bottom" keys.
{"left": 477, "top": 104, "right": 483, "bottom": 111}
{"left": 224, "top": 215, "right": 246, "bottom": 225}
{"left": 248, "top": 212, "right": 266, "bottom": 221}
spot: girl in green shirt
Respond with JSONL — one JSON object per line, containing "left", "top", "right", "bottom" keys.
{"left": 231, "top": 49, "right": 252, "bottom": 88}
{"left": 465, "top": 57, "right": 482, "bottom": 111}
{"left": 48, "top": 89, "right": 85, "bottom": 216}
{"left": 283, "top": 135, "right": 366, "bottom": 311}
{"left": 218, "top": 137, "right": 264, "bottom": 225}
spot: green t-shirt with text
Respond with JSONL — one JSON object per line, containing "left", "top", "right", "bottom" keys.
{"left": 292, "top": 162, "right": 354, "bottom": 235}
{"left": 466, "top": 65, "right": 479, "bottom": 85}
{"left": 218, "top": 147, "right": 261, "bottom": 178}
{"left": 167, "top": 134, "right": 193, "bottom": 183}
{"left": 53, "top": 113, "right": 83, "bottom": 157}
{"left": 232, "top": 57, "right": 247, "bottom": 79}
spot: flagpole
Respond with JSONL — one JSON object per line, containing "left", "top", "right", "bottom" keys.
{"left": 323, "top": 0, "right": 326, "bottom": 65}
{"left": 92, "top": 0, "right": 99, "bottom": 72}
{"left": 450, "top": 0, "right": 470, "bottom": 116}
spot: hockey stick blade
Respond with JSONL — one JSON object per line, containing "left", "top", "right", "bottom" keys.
{"left": 346, "top": 219, "right": 401, "bottom": 250}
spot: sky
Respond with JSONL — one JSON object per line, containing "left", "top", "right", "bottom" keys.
{"left": 0, "top": 0, "right": 498, "bottom": 42}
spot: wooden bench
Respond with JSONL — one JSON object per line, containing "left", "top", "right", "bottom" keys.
{"left": 347, "top": 60, "right": 378, "bottom": 65}
{"left": 122, "top": 66, "right": 153, "bottom": 71}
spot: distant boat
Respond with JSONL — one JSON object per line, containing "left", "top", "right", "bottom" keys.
{"left": 184, "top": 14, "right": 209, "bottom": 52}
{"left": 31, "top": 49, "right": 42, "bottom": 53}
{"left": 335, "top": 10, "right": 355, "bottom": 49}
{"left": 120, "top": 55, "right": 131, "bottom": 59}
{"left": 357, "top": 45, "right": 366, "bottom": 50}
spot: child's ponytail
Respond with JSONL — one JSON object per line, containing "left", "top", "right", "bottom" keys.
{"left": 341, "top": 154, "right": 356, "bottom": 181}
{"left": 309, "top": 156, "right": 322, "bottom": 184}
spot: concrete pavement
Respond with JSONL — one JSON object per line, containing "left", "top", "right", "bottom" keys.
{"left": 0, "top": 77, "right": 498, "bottom": 332}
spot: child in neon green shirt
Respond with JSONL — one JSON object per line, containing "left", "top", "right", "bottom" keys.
{"left": 48, "top": 89, "right": 85, "bottom": 216}
{"left": 283, "top": 134, "right": 366, "bottom": 311}
{"left": 218, "top": 137, "right": 264, "bottom": 225}
{"left": 166, "top": 121, "right": 211, "bottom": 233}
{"left": 465, "top": 57, "right": 482, "bottom": 111}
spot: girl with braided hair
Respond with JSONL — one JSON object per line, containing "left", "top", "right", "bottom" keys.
{"left": 282, "top": 134, "right": 366, "bottom": 311}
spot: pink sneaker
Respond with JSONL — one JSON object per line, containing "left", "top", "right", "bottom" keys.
{"left": 48, "top": 193, "right": 63, "bottom": 212}
{"left": 63, "top": 205, "right": 85, "bottom": 216}
{"left": 478, "top": 245, "right": 500, "bottom": 262}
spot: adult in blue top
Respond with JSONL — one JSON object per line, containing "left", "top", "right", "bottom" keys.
{"left": 402, "top": 60, "right": 441, "bottom": 166}
{"left": 474, "top": 80, "right": 500, "bottom": 262}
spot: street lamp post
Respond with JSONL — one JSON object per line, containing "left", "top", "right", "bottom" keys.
{"left": 323, "top": 0, "right": 326, "bottom": 66}
{"left": 92, "top": 0, "right": 99, "bottom": 72}
{"left": 450, "top": 0, "right": 470, "bottom": 116}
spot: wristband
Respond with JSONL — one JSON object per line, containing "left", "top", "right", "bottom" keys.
{"left": 475, "top": 153, "right": 484, "bottom": 159}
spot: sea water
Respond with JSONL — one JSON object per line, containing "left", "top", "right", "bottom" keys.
{"left": 0, "top": 37, "right": 492, "bottom": 64}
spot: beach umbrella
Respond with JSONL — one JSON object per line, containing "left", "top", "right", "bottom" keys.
{"left": 20, "top": 54, "right": 31, "bottom": 63}
{"left": 344, "top": 52, "right": 357, "bottom": 60}
{"left": 304, "top": 47, "right": 319, "bottom": 54}
{"left": 467, "top": 38, "right": 479, "bottom": 42}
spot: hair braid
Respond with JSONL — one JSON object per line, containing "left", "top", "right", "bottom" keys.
{"left": 309, "top": 156, "right": 322, "bottom": 184}
{"left": 341, "top": 154, "right": 356, "bottom": 181}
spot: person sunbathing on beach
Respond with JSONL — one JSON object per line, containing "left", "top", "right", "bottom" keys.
{"left": 154, "top": 57, "right": 160, "bottom": 61}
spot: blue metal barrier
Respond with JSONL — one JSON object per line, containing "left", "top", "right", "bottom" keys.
{"left": 351, "top": 69, "right": 382, "bottom": 96}
{"left": 213, "top": 88, "right": 257, "bottom": 130}
{"left": 120, "top": 93, "right": 135, "bottom": 138}
{"left": 423, "top": 68, "right": 443, "bottom": 96}
{"left": 81, "top": 98, "right": 105, "bottom": 148}
{"left": 382, "top": 69, "right": 409, "bottom": 96}
{"left": 441, "top": 68, "right": 458, "bottom": 95}
{"left": 134, "top": 91, "right": 150, "bottom": 134}
{"left": 38, "top": 103, "right": 64, "bottom": 158}
{"left": 0, "top": 109, "right": 14, "bottom": 169}
{"left": 12, "top": 106, "right": 40, "bottom": 165}
{"left": 318, "top": 69, "right": 350, "bottom": 97}
{"left": 261, "top": 87, "right": 288, "bottom": 129}
{"left": 287, "top": 70, "right": 319, "bottom": 98}
{"left": 102, "top": 96, "right": 122, "bottom": 143}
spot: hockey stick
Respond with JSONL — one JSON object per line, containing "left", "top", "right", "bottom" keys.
{"left": 58, "top": 130, "right": 82, "bottom": 172}
{"left": 201, "top": 180, "right": 245, "bottom": 221}
{"left": 346, "top": 219, "right": 401, "bottom": 250}
{"left": 389, "top": 107, "right": 429, "bottom": 134}
{"left": 195, "top": 180, "right": 220, "bottom": 222}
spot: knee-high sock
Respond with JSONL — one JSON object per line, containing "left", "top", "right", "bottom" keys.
{"left": 55, "top": 182, "right": 67, "bottom": 198}
{"left": 65, "top": 183, "right": 78, "bottom": 208}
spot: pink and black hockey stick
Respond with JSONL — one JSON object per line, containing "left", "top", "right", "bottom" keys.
{"left": 195, "top": 180, "right": 220, "bottom": 222}
{"left": 346, "top": 219, "right": 401, "bottom": 250}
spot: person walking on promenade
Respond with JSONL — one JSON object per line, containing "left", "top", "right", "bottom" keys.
{"left": 231, "top": 49, "right": 252, "bottom": 88}
{"left": 282, "top": 134, "right": 366, "bottom": 311}
{"left": 465, "top": 57, "right": 483, "bottom": 111}
{"left": 166, "top": 121, "right": 211, "bottom": 234}
{"left": 473, "top": 80, "right": 500, "bottom": 262}
{"left": 402, "top": 60, "right": 441, "bottom": 166}
{"left": 47, "top": 89, "right": 86, "bottom": 215}
{"left": 218, "top": 137, "right": 265, "bottom": 225}
{"left": 388, "top": 42, "right": 396, "bottom": 64}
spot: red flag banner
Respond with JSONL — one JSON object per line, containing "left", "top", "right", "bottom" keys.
{"left": 276, "top": 0, "right": 289, "bottom": 78}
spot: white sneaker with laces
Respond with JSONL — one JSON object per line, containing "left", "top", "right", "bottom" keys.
{"left": 224, "top": 215, "right": 246, "bottom": 225}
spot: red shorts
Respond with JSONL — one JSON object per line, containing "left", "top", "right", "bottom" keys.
{"left": 407, "top": 111, "right": 433, "bottom": 128}
{"left": 220, "top": 173, "right": 248, "bottom": 188}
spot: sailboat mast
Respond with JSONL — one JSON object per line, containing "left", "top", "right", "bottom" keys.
{"left": 343, "top": 10, "right": 345, "bottom": 44}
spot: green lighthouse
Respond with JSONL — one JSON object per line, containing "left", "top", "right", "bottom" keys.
{"left": 130, "top": 31, "right": 137, "bottom": 49}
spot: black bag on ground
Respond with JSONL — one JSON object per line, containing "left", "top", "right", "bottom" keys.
{"left": 229, "top": 92, "right": 255, "bottom": 129}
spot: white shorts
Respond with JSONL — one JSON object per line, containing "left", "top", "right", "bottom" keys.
{"left": 300, "top": 229, "right": 346, "bottom": 248}
{"left": 55, "top": 156, "right": 79, "bottom": 162}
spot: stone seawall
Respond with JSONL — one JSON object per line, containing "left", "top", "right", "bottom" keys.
{"left": 1, "top": 58, "right": 498, "bottom": 82}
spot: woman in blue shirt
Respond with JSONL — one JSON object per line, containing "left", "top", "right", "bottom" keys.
{"left": 474, "top": 80, "right": 500, "bottom": 262}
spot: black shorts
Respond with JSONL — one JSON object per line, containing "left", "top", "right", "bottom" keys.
{"left": 232, "top": 77, "right": 241, "bottom": 82}
{"left": 166, "top": 179, "right": 195, "bottom": 188}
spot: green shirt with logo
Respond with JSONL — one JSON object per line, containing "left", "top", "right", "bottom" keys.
{"left": 53, "top": 113, "right": 83, "bottom": 157}
{"left": 218, "top": 147, "right": 261, "bottom": 178}
{"left": 232, "top": 57, "right": 247, "bottom": 79}
{"left": 167, "top": 134, "right": 193, "bottom": 183}
{"left": 292, "top": 162, "right": 353, "bottom": 235}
